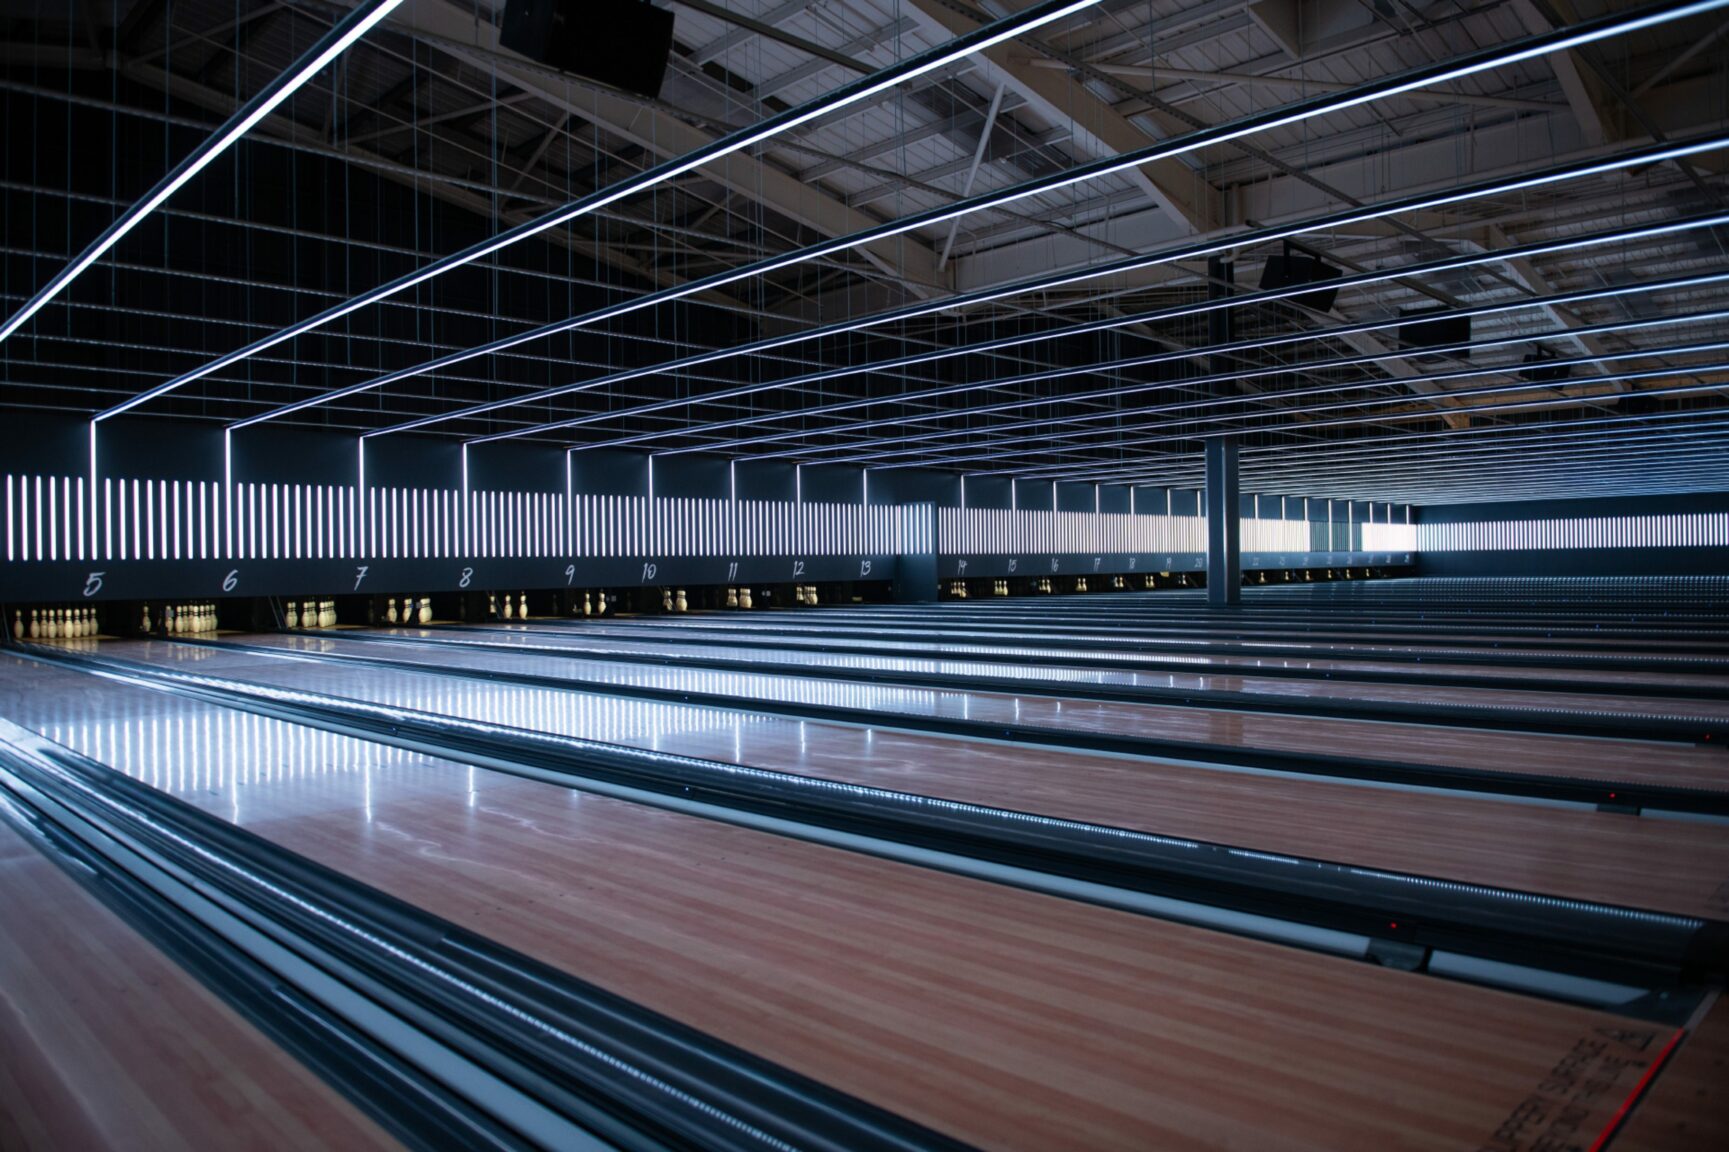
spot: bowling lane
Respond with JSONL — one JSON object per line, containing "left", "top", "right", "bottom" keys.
{"left": 0, "top": 817, "right": 401, "bottom": 1152}
{"left": 1610, "top": 996, "right": 1729, "bottom": 1152}
{"left": 349, "top": 623, "right": 1729, "bottom": 726}
{"left": 522, "top": 614, "right": 1729, "bottom": 673}
{"left": 244, "top": 631, "right": 1729, "bottom": 795}
{"left": 0, "top": 656, "right": 1693, "bottom": 1152}
{"left": 96, "top": 639, "right": 1729, "bottom": 919}
{"left": 592, "top": 603, "right": 1729, "bottom": 655}
{"left": 453, "top": 619, "right": 1729, "bottom": 695}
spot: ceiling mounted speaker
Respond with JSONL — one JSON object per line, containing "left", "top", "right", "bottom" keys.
{"left": 1258, "top": 246, "right": 1342, "bottom": 312}
{"left": 500, "top": 0, "right": 676, "bottom": 100}
{"left": 1520, "top": 352, "right": 1571, "bottom": 383}
{"left": 1398, "top": 309, "right": 1471, "bottom": 356}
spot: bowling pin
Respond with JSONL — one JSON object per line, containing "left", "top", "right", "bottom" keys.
{"left": 725, "top": 587, "right": 737, "bottom": 609}
{"left": 488, "top": 592, "right": 498, "bottom": 619}
{"left": 582, "top": 592, "right": 592, "bottom": 617}
{"left": 326, "top": 600, "right": 337, "bottom": 629}
{"left": 675, "top": 588, "right": 687, "bottom": 613}
{"left": 662, "top": 589, "right": 673, "bottom": 612}
{"left": 807, "top": 586, "right": 817, "bottom": 606}
{"left": 419, "top": 598, "right": 432, "bottom": 625}
{"left": 141, "top": 605, "right": 151, "bottom": 633}
{"left": 387, "top": 598, "right": 399, "bottom": 624}
{"left": 740, "top": 587, "right": 753, "bottom": 610}
{"left": 519, "top": 593, "right": 528, "bottom": 619}
{"left": 10, "top": 609, "right": 21, "bottom": 640}
{"left": 502, "top": 594, "right": 513, "bottom": 620}
{"left": 286, "top": 601, "right": 299, "bottom": 629}
{"left": 596, "top": 593, "right": 608, "bottom": 616}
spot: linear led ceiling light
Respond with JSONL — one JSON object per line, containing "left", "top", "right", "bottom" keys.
{"left": 687, "top": 309, "right": 1729, "bottom": 460}
{"left": 932, "top": 363, "right": 1729, "bottom": 476}
{"left": 97, "top": 0, "right": 1106, "bottom": 421}
{"left": 449, "top": 131, "right": 1729, "bottom": 446}
{"left": 1050, "top": 409, "right": 1729, "bottom": 487}
{"left": 0, "top": 0, "right": 405, "bottom": 348}
{"left": 585, "top": 213, "right": 1729, "bottom": 454}
{"left": 611, "top": 276, "right": 1729, "bottom": 454}
{"left": 833, "top": 341, "right": 1729, "bottom": 469}
{"left": 269, "top": 0, "right": 1729, "bottom": 438}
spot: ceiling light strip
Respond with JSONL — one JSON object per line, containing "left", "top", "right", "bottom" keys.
{"left": 245, "top": 1, "right": 1729, "bottom": 432}
{"left": 0, "top": 0, "right": 406, "bottom": 348}
{"left": 97, "top": 0, "right": 1105, "bottom": 422}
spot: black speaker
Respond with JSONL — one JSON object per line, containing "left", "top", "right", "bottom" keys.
{"left": 1399, "top": 310, "right": 1471, "bottom": 354}
{"left": 1520, "top": 352, "right": 1571, "bottom": 383}
{"left": 500, "top": 0, "right": 676, "bottom": 100}
{"left": 1258, "top": 248, "right": 1342, "bottom": 312}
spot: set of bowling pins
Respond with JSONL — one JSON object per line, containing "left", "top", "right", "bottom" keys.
{"left": 155, "top": 602, "right": 218, "bottom": 634}
{"left": 11, "top": 606, "right": 99, "bottom": 640}
{"left": 488, "top": 592, "right": 532, "bottom": 620}
{"left": 384, "top": 597, "right": 432, "bottom": 625}
{"left": 659, "top": 588, "right": 689, "bottom": 613}
{"left": 1033, "top": 578, "right": 1055, "bottom": 593}
{"left": 285, "top": 600, "right": 336, "bottom": 629}
{"left": 723, "top": 586, "right": 754, "bottom": 609}
{"left": 793, "top": 584, "right": 819, "bottom": 606}
{"left": 575, "top": 591, "right": 612, "bottom": 617}
{"left": 946, "top": 580, "right": 970, "bottom": 599}
{"left": 991, "top": 579, "right": 1010, "bottom": 596}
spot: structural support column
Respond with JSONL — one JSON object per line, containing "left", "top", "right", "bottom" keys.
{"left": 1205, "top": 437, "right": 1241, "bottom": 607}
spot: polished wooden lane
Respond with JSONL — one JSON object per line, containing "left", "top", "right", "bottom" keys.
{"left": 1613, "top": 996, "right": 1729, "bottom": 1152}
{"left": 0, "top": 818, "right": 401, "bottom": 1152}
{"left": 91, "top": 642, "right": 1729, "bottom": 920}
{"left": 0, "top": 661, "right": 1695, "bottom": 1152}
{"left": 543, "top": 613, "right": 1729, "bottom": 671}
{"left": 463, "top": 620, "right": 1729, "bottom": 695}
{"left": 357, "top": 625, "right": 1729, "bottom": 725}
{"left": 244, "top": 631, "right": 1729, "bottom": 795}
{"left": 591, "top": 606, "right": 1729, "bottom": 657}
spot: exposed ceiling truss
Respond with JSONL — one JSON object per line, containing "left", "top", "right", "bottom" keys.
{"left": 2, "top": 0, "right": 1726, "bottom": 503}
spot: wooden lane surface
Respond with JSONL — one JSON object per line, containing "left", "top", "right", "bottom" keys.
{"left": 558, "top": 615, "right": 1729, "bottom": 668}
{"left": 0, "top": 661, "right": 1694, "bottom": 1152}
{"left": 1613, "top": 996, "right": 1729, "bottom": 1151}
{"left": 0, "top": 818, "right": 401, "bottom": 1152}
{"left": 624, "top": 606, "right": 1729, "bottom": 653}
{"left": 361, "top": 626, "right": 1729, "bottom": 724}
{"left": 247, "top": 632, "right": 1729, "bottom": 795}
{"left": 563, "top": 605, "right": 1729, "bottom": 660}
{"left": 99, "top": 642, "right": 1729, "bottom": 920}
{"left": 472, "top": 621, "right": 1729, "bottom": 694}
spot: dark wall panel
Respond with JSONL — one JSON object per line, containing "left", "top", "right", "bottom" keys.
{"left": 6, "top": 412, "right": 88, "bottom": 476}
{"left": 98, "top": 417, "right": 222, "bottom": 481}
{"left": 570, "top": 449, "right": 648, "bottom": 496}
{"left": 365, "top": 435, "right": 461, "bottom": 490}
{"left": 469, "top": 442, "right": 562, "bottom": 492}
{"left": 231, "top": 427, "right": 357, "bottom": 487}
{"left": 654, "top": 454, "right": 729, "bottom": 500}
